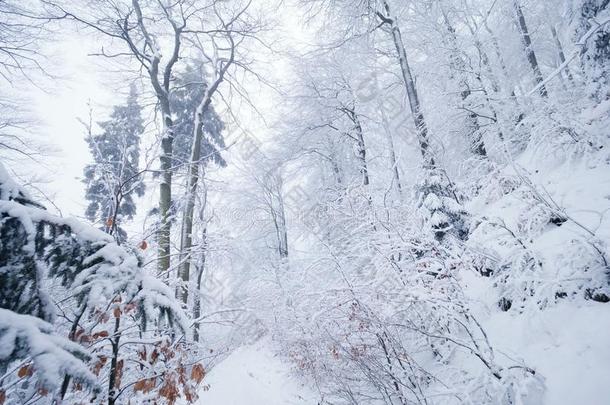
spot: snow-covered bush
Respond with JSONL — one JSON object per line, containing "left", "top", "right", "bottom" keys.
{"left": 417, "top": 168, "right": 469, "bottom": 241}
{"left": 243, "top": 184, "right": 542, "bottom": 404}
{"left": 0, "top": 163, "right": 205, "bottom": 404}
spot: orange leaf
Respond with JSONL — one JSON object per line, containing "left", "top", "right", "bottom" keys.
{"left": 190, "top": 364, "right": 206, "bottom": 384}
{"left": 93, "top": 330, "right": 109, "bottom": 339}
{"left": 115, "top": 359, "right": 124, "bottom": 389}
{"left": 93, "top": 356, "right": 107, "bottom": 376}
{"left": 133, "top": 379, "right": 147, "bottom": 392}
{"left": 159, "top": 378, "right": 179, "bottom": 404}
{"left": 106, "top": 218, "right": 114, "bottom": 227}
{"left": 0, "top": 389, "right": 6, "bottom": 404}
{"left": 113, "top": 307, "right": 121, "bottom": 318}
{"left": 134, "top": 378, "right": 156, "bottom": 393}
{"left": 150, "top": 349, "right": 159, "bottom": 364}
{"left": 17, "top": 365, "right": 33, "bottom": 378}
{"left": 139, "top": 240, "right": 148, "bottom": 250}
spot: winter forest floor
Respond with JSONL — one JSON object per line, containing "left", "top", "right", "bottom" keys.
{"left": 194, "top": 339, "right": 314, "bottom": 405}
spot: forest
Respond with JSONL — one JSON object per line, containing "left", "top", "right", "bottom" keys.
{"left": 0, "top": 0, "right": 609, "bottom": 404}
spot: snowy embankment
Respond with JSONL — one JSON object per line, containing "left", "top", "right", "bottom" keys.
{"left": 463, "top": 151, "right": 610, "bottom": 405}
{"left": 195, "top": 338, "right": 314, "bottom": 405}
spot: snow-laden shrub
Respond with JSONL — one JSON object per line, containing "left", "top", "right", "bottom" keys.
{"left": 248, "top": 188, "right": 542, "bottom": 405}
{"left": 470, "top": 188, "right": 609, "bottom": 311}
{"left": 0, "top": 163, "right": 205, "bottom": 404}
{"left": 0, "top": 309, "right": 97, "bottom": 401}
{"left": 417, "top": 168, "right": 469, "bottom": 241}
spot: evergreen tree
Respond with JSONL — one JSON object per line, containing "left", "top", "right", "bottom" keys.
{"left": 171, "top": 62, "right": 226, "bottom": 169}
{"left": 0, "top": 162, "right": 201, "bottom": 404}
{"left": 83, "top": 84, "right": 145, "bottom": 242}
{"left": 418, "top": 168, "right": 469, "bottom": 241}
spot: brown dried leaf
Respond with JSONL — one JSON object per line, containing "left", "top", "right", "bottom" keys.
{"left": 159, "top": 378, "right": 179, "bottom": 405}
{"left": 115, "top": 359, "right": 124, "bottom": 389}
{"left": 17, "top": 365, "right": 33, "bottom": 378}
{"left": 92, "top": 330, "right": 109, "bottom": 339}
{"left": 190, "top": 364, "right": 206, "bottom": 384}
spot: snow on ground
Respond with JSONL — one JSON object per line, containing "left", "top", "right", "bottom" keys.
{"left": 465, "top": 266, "right": 610, "bottom": 405}
{"left": 463, "top": 149, "right": 610, "bottom": 405}
{"left": 195, "top": 338, "right": 315, "bottom": 405}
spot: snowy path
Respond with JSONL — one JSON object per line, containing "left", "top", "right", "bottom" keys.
{"left": 196, "top": 339, "right": 316, "bottom": 405}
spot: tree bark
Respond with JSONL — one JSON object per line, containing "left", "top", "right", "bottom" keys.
{"left": 193, "top": 225, "right": 206, "bottom": 342}
{"left": 177, "top": 30, "right": 234, "bottom": 303}
{"left": 513, "top": 0, "right": 548, "bottom": 97}
{"left": 131, "top": 0, "right": 182, "bottom": 277}
{"left": 379, "top": 0, "right": 435, "bottom": 168}
{"left": 158, "top": 99, "right": 174, "bottom": 277}
{"left": 347, "top": 108, "right": 370, "bottom": 186}
{"left": 550, "top": 25, "right": 574, "bottom": 85}
{"left": 380, "top": 105, "right": 402, "bottom": 196}
{"left": 176, "top": 120, "right": 202, "bottom": 303}
{"left": 107, "top": 315, "right": 121, "bottom": 405}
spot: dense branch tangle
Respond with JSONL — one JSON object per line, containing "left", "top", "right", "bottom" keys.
{"left": 49, "top": 0, "right": 265, "bottom": 338}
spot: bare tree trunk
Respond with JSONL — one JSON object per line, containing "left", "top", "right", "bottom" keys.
{"left": 513, "top": 0, "right": 548, "bottom": 97}
{"left": 277, "top": 191, "right": 289, "bottom": 259}
{"left": 379, "top": 0, "right": 435, "bottom": 168}
{"left": 466, "top": 21, "right": 512, "bottom": 142}
{"left": 132, "top": 0, "right": 182, "bottom": 277}
{"left": 441, "top": 9, "right": 487, "bottom": 157}
{"left": 270, "top": 195, "right": 289, "bottom": 260}
{"left": 380, "top": 105, "right": 402, "bottom": 196}
{"left": 550, "top": 25, "right": 574, "bottom": 85}
{"left": 158, "top": 99, "right": 174, "bottom": 277}
{"left": 177, "top": 30, "right": 234, "bottom": 302}
{"left": 107, "top": 315, "right": 121, "bottom": 405}
{"left": 347, "top": 109, "right": 370, "bottom": 186}
{"left": 176, "top": 118, "right": 202, "bottom": 303}
{"left": 193, "top": 225, "right": 206, "bottom": 342}
{"left": 330, "top": 152, "right": 343, "bottom": 186}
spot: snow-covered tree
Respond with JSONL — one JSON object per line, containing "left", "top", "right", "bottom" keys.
{"left": 171, "top": 62, "right": 226, "bottom": 169}
{"left": 83, "top": 84, "right": 145, "bottom": 242}
{"left": 569, "top": 0, "right": 610, "bottom": 100}
{"left": 0, "top": 162, "right": 207, "bottom": 404}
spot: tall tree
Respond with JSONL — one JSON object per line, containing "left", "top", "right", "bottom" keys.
{"left": 172, "top": 61, "right": 228, "bottom": 305}
{"left": 52, "top": 0, "right": 187, "bottom": 275}
{"left": 83, "top": 84, "right": 145, "bottom": 242}
{"left": 513, "top": 0, "right": 548, "bottom": 97}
